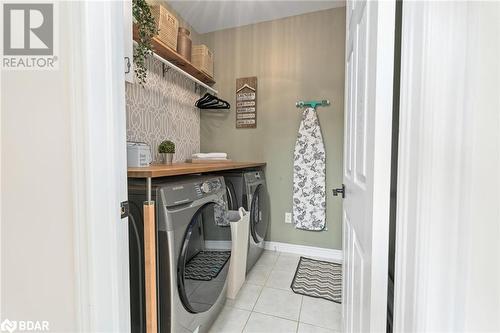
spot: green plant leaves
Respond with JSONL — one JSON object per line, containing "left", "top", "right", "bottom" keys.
{"left": 133, "top": 0, "right": 158, "bottom": 85}
{"left": 158, "top": 140, "right": 175, "bottom": 153}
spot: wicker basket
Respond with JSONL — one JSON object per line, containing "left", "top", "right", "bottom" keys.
{"left": 192, "top": 44, "right": 214, "bottom": 78}
{"left": 151, "top": 5, "right": 179, "bottom": 51}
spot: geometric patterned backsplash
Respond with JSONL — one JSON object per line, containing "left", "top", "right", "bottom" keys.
{"left": 126, "top": 55, "right": 201, "bottom": 163}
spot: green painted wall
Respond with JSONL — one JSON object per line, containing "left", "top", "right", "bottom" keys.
{"left": 200, "top": 8, "right": 345, "bottom": 250}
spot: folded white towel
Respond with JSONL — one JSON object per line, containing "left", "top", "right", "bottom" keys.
{"left": 192, "top": 152, "right": 228, "bottom": 159}
{"left": 194, "top": 157, "right": 228, "bottom": 160}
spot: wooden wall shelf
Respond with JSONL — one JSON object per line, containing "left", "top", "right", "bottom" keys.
{"left": 133, "top": 25, "right": 215, "bottom": 86}
{"left": 128, "top": 161, "right": 266, "bottom": 179}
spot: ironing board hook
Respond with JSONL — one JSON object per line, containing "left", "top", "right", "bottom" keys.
{"left": 295, "top": 100, "right": 330, "bottom": 109}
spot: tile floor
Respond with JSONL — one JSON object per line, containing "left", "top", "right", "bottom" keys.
{"left": 209, "top": 251, "right": 342, "bottom": 333}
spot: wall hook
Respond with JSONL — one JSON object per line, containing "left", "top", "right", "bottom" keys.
{"left": 162, "top": 63, "right": 171, "bottom": 77}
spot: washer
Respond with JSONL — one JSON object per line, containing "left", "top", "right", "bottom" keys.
{"left": 128, "top": 176, "right": 231, "bottom": 333}
{"left": 220, "top": 170, "right": 269, "bottom": 272}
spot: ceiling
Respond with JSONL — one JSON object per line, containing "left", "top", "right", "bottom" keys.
{"left": 168, "top": 1, "right": 346, "bottom": 34}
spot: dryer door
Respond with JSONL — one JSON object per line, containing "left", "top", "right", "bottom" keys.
{"left": 225, "top": 180, "right": 239, "bottom": 211}
{"left": 249, "top": 184, "right": 270, "bottom": 244}
{"left": 177, "top": 201, "right": 231, "bottom": 314}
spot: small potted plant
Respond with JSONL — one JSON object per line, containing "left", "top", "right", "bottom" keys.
{"left": 158, "top": 140, "right": 175, "bottom": 165}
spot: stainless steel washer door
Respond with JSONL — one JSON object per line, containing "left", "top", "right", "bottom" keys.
{"left": 177, "top": 201, "right": 231, "bottom": 314}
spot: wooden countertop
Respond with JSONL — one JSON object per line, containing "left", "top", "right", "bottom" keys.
{"left": 127, "top": 161, "right": 266, "bottom": 178}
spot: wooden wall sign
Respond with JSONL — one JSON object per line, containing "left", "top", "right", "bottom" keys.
{"left": 236, "top": 77, "right": 257, "bottom": 128}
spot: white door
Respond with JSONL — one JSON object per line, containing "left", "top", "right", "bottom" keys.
{"left": 69, "top": 1, "right": 130, "bottom": 331}
{"left": 342, "top": 1, "right": 395, "bottom": 332}
{"left": 124, "top": 0, "right": 134, "bottom": 83}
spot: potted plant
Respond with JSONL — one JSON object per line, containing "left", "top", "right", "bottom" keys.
{"left": 158, "top": 140, "right": 175, "bottom": 165}
{"left": 133, "top": 0, "right": 158, "bottom": 85}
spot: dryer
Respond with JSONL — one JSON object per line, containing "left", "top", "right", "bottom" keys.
{"left": 220, "top": 170, "right": 269, "bottom": 272}
{"left": 128, "top": 175, "right": 231, "bottom": 333}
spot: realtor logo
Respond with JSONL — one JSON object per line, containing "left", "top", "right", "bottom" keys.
{"left": 4, "top": 3, "right": 53, "bottom": 55}
{"left": 2, "top": 2, "right": 58, "bottom": 70}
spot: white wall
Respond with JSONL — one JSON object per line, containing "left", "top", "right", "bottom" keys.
{"left": 0, "top": 5, "right": 77, "bottom": 331}
{"left": 200, "top": 8, "right": 345, "bottom": 250}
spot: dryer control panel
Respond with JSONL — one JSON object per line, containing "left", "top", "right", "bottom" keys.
{"left": 244, "top": 170, "right": 265, "bottom": 185}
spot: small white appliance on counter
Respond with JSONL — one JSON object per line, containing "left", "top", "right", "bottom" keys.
{"left": 127, "top": 141, "right": 152, "bottom": 167}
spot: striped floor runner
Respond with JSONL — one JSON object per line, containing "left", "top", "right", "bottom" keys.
{"left": 185, "top": 250, "right": 231, "bottom": 281}
{"left": 291, "top": 256, "right": 342, "bottom": 303}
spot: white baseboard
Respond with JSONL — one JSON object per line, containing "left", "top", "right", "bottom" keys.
{"left": 205, "top": 240, "right": 343, "bottom": 262}
{"left": 264, "top": 241, "right": 343, "bottom": 262}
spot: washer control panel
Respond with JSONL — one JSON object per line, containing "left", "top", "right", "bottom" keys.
{"left": 200, "top": 182, "right": 212, "bottom": 194}
{"left": 194, "top": 178, "right": 223, "bottom": 197}
{"left": 203, "top": 179, "right": 222, "bottom": 193}
{"left": 162, "top": 177, "right": 225, "bottom": 207}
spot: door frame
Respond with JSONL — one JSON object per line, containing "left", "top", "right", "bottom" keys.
{"left": 68, "top": 1, "right": 130, "bottom": 331}
{"left": 392, "top": 3, "right": 426, "bottom": 329}
{"left": 392, "top": 2, "right": 498, "bottom": 331}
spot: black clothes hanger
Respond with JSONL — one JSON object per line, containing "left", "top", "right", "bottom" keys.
{"left": 203, "top": 98, "right": 228, "bottom": 109}
{"left": 195, "top": 93, "right": 230, "bottom": 110}
{"left": 196, "top": 93, "right": 230, "bottom": 109}
{"left": 209, "top": 98, "right": 230, "bottom": 109}
{"left": 196, "top": 93, "right": 213, "bottom": 106}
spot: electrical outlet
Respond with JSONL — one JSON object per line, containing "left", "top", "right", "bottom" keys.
{"left": 285, "top": 212, "right": 292, "bottom": 224}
